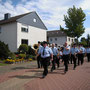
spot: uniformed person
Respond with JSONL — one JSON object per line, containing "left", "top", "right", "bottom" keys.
{"left": 70, "top": 43, "right": 78, "bottom": 70}
{"left": 37, "top": 41, "right": 42, "bottom": 68}
{"left": 86, "top": 45, "right": 90, "bottom": 62}
{"left": 37, "top": 41, "right": 53, "bottom": 78}
{"left": 77, "top": 44, "right": 85, "bottom": 65}
{"left": 63, "top": 42, "right": 70, "bottom": 73}
{"left": 51, "top": 43, "right": 58, "bottom": 72}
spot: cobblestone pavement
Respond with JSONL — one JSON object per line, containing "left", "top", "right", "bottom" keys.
{"left": 0, "top": 60, "right": 90, "bottom": 90}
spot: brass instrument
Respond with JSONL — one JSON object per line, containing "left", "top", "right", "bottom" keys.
{"left": 33, "top": 44, "right": 39, "bottom": 54}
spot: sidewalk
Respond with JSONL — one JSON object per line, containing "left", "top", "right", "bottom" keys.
{"left": 0, "top": 60, "right": 90, "bottom": 90}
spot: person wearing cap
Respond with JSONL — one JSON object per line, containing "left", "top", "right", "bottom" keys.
{"left": 86, "top": 45, "right": 90, "bottom": 62}
{"left": 70, "top": 43, "right": 78, "bottom": 70}
{"left": 37, "top": 41, "right": 53, "bottom": 78}
{"left": 51, "top": 43, "right": 58, "bottom": 72}
{"left": 63, "top": 42, "right": 70, "bottom": 73}
{"left": 37, "top": 41, "right": 42, "bottom": 68}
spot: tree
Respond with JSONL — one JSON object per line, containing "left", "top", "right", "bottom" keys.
{"left": 0, "top": 41, "right": 10, "bottom": 59}
{"left": 86, "top": 34, "right": 90, "bottom": 46}
{"left": 19, "top": 44, "right": 28, "bottom": 54}
{"left": 62, "top": 5, "right": 86, "bottom": 42}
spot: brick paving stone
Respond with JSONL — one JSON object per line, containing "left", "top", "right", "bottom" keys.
{"left": 24, "top": 62, "right": 90, "bottom": 90}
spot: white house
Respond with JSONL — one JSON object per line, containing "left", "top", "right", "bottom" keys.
{"left": 0, "top": 12, "right": 47, "bottom": 52}
{"left": 47, "top": 30, "right": 75, "bottom": 46}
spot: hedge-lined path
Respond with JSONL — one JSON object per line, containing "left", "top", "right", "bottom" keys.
{"left": 0, "top": 59, "right": 90, "bottom": 90}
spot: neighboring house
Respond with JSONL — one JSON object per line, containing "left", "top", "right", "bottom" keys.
{"left": 47, "top": 30, "right": 75, "bottom": 46}
{"left": 0, "top": 12, "right": 47, "bottom": 52}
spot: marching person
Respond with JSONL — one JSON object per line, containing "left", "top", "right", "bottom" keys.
{"left": 37, "top": 41, "right": 42, "bottom": 68}
{"left": 51, "top": 43, "right": 58, "bottom": 72}
{"left": 63, "top": 42, "right": 70, "bottom": 73}
{"left": 70, "top": 43, "right": 78, "bottom": 70}
{"left": 37, "top": 41, "right": 53, "bottom": 78}
{"left": 77, "top": 44, "right": 85, "bottom": 65}
{"left": 86, "top": 45, "right": 90, "bottom": 62}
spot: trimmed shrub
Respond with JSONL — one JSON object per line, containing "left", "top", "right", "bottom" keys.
{"left": 28, "top": 46, "right": 35, "bottom": 55}
{"left": 19, "top": 44, "right": 28, "bottom": 54}
{"left": 18, "top": 54, "right": 26, "bottom": 59}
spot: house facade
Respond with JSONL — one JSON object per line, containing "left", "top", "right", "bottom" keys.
{"left": 0, "top": 12, "right": 47, "bottom": 52}
{"left": 47, "top": 30, "right": 75, "bottom": 47}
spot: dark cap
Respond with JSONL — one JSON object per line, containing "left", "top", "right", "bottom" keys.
{"left": 38, "top": 41, "right": 41, "bottom": 44}
{"left": 43, "top": 41, "right": 47, "bottom": 44}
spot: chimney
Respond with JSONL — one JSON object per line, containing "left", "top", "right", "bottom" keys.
{"left": 4, "top": 13, "right": 11, "bottom": 20}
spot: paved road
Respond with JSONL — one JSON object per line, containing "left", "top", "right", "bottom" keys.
{"left": 0, "top": 59, "right": 90, "bottom": 90}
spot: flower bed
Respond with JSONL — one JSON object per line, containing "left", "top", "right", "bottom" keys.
{"left": 3, "top": 58, "right": 33, "bottom": 64}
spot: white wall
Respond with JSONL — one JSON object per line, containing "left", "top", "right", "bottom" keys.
{"left": 0, "top": 22, "right": 17, "bottom": 52}
{"left": 67, "top": 36, "right": 75, "bottom": 45}
{"left": 17, "top": 23, "right": 47, "bottom": 48}
{"left": 48, "top": 36, "right": 75, "bottom": 46}
{"left": 49, "top": 36, "right": 67, "bottom": 46}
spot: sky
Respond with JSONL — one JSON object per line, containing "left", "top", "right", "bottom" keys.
{"left": 0, "top": 0, "right": 90, "bottom": 40}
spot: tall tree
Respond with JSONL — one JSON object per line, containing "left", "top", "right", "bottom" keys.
{"left": 86, "top": 34, "right": 90, "bottom": 46}
{"left": 62, "top": 5, "right": 86, "bottom": 41}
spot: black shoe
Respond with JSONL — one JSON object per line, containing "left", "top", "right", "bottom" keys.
{"left": 51, "top": 68, "right": 53, "bottom": 72}
{"left": 42, "top": 75, "right": 45, "bottom": 78}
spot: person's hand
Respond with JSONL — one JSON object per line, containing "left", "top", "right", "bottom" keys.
{"left": 51, "top": 58, "right": 53, "bottom": 61}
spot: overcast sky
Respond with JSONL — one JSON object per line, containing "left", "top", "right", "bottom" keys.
{"left": 0, "top": 0, "right": 90, "bottom": 39}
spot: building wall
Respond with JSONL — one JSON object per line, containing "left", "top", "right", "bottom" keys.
{"left": 48, "top": 36, "right": 67, "bottom": 46}
{"left": 67, "top": 36, "right": 75, "bottom": 46}
{"left": 48, "top": 36, "right": 75, "bottom": 46}
{"left": 17, "top": 22, "right": 47, "bottom": 48}
{"left": 0, "top": 22, "right": 17, "bottom": 52}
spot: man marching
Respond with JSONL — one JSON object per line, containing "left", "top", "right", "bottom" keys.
{"left": 63, "top": 42, "right": 70, "bottom": 73}
{"left": 37, "top": 41, "right": 53, "bottom": 78}
{"left": 51, "top": 43, "right": 58, "bottom": 72}
{"left": 70, "top": 43, "right": 78, "bottom": 70}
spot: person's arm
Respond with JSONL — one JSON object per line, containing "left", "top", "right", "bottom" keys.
{"left": 50, "top": 53, "right": 53, "bottom": 61}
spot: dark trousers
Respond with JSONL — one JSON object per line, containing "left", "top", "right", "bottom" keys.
{"left": 78, "top": 54, "right": 84, "bottom": 65}
{"left": 37, "top": 55, "right": 42, "bottom": 68}
{"left": 56, "top": 57, "right": 60, "bottom": 68}
{"left": 72, "top": 54, "right": 77, "bottom": 69}
{"left": 87, "top": 53, "right": 90, "bottom": 62}
{"left": 51, "top": 55, "right": 58, "bottom": 71}
{"left": 63, "top": 55, "right": 69, "bottom": 71}
{"left": 70, "top": 54, "right": 73, "bottom": 64}
{"left": 42, "top": 57, "right": 50, "bottom": 76}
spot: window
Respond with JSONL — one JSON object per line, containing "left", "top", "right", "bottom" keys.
{"left": 0, "top": 27, "right": 1, "bottom": 33}
{"left": 72, "top": 39, "right": 73, "bottom": 42}
{"left": 68, "top": 38, "right": 70, "bottom": 41}
{"left": 55, "top": 38, "right": 57, "bottom": 41}
{"left": 50, "top": 38, "right": 52, "bottom": 41}
{"left": 33, "top": 18, "right": 37, "bottom": 22}
{"left": 21, "top": 27, "right": 28, "bottom": 32}
{"left": 21, "top": 39, "right": 28, "bottom": 45}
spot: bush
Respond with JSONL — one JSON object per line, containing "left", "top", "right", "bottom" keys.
{"left": 0, "top": 41, "right": 10, "bottom": 59}
{"left": 19, "top": 44, "right": 28, "bottom": 54}
{"left": 26, "top": 55, "right": 36, "bottom": 60}
{"left": 28, "top": 46, "right": 35, "bottom": 55}
{"left": 18, "top": 54, "right": 26, "bottom": 59}
{"left": 9, "top": 52, "right": 16, "bottom": 59}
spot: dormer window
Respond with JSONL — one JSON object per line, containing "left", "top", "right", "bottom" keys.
{"left": 33, "top": 18, "right": 37, "bottom": 22}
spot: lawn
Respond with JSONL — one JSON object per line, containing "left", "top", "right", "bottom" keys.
{"left": 0, "top": 63, "right": 7, "bottom": 66}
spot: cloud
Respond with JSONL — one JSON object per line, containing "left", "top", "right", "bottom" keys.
{"left": 79, "top": 0, "right": 90, "bottom": 10}
{"left": 0, "top": 0, "right": 89, "bottom": 36}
